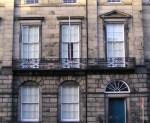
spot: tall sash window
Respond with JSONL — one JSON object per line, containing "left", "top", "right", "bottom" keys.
{"left": 106, "top": 24, "right": 125, "bottom": 67}
{"left": 21, "top": 86, "right": 39, "bottom": 121}
{"left": 21, "top": 26, "right": 39, "bottom": 68}
{"left": 61, "top": 24, "right": 80, "bottom": 68}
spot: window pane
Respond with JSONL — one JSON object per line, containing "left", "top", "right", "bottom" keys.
{"left": 34, "top": 52, "right": 39, "bottom": 59}
{"left": 107, "top": 33, "right": 113, "bottom": 41}
{"left": 22, "top": 27, "right": 28, "bottom": 43}
{"left": 106, "top": 24, "right": 113, "bottom": 41}
{"left": 34, "top": 44, "right": 39, "bottom": 52}
{"left": 72, "top": 43, "right": 79, "bottom": 58}
{"left": 62, "top": 26, "right": 69, "bottom": 42}
{"left": 62, "top": 43, "right": 69, "bottom": 58}
{"left": 107, "top": 24, "right": 113, "bottom": 33}
{"left": 70, "top": 25, "right": 79, "bottom": 42}
{"left": 22, "top": 111, "right": 28, "bottom": 119}
{"left": 29, "top": 27, "right": 34, "bottom": 43}
{"left": 107, "top": 42, "right": 113, "bottom": 51}
{"left": 63, "top": 0, "right": 76, "bottom": 3}
{"left": 108, "top": 0, "right": 120, "bottom": 2}
{"left": 25, "top": 0, "right": 39, "bottom": 4}
{"left": 34, "top": 27, "right": 39, "bottom": 42}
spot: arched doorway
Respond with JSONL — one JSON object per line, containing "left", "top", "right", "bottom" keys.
{"left": 105, "top": 80, "right": 130, "bottom": 123}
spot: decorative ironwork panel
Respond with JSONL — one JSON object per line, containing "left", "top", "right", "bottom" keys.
{"left": 98, "top": 57, "right": 135, "bottom": 69}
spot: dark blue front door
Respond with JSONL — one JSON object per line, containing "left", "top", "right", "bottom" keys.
{"left": 109, "top": 98, "right": 126, "bottom": 123}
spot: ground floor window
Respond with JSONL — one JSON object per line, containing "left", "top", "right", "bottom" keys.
{"left": 21, "top": 85, "right": 39, "bottom": 121}
{"left": 60, "top": 82, "right": 80, "bottom": 122}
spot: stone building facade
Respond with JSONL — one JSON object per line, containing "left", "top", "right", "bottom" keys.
{"left": 0, "top": 0, "right": 150, "bottom": 123}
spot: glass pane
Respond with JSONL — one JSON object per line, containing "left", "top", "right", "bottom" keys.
{"left": 62, "top": 111, "right": 68, "bottom": 119}
{"left": 22, "top": 86, "right": 39, "bottom": 102}
{"left": 107, "top": 33, "right": 113, "bottom": 41}
{"left": 33, "top": 51, "right": 39, "bottom": 59}
{"left": 29, "top": 27, "right": 34, "bottom": 43}
{"left": 113, "top": 42, "right": 124, "bottom": 57}
{"left": 107, "top": 42, "right": 113, "bottom": 51}
{"left": 22, "top": 111, "right": 28, "bottom": 119}
{"left": 74, "top": 111, "right": 79, "bottom": 119}
{"left": 107, "top": 24, "right": 113, "bottom": 33}
{"left": 114, "top": 24, "right": 123, "bottom": 32}
{"left": 73, "top": 43, "right": 79, "bottom": 58}
{"left": 70, "top": 25, "right": 79, "bottom": 42}
{"left": 62, "top": 26, "right": 69, "bottom": 42}
{"left": 28, "top": 45, "right": 34, "bottom": 52}
{"left": 22, "top": 27, "right": 28, "bottom": 43}
{"left": 22, "top": 87, "right": 27, "bottom": 102}
{"left": 114, "top": 24, "right": 124, "bottom": 41}
{"left": 74, "top": 88, "right": 79, "bottom": 102}
{"left": 107, "top": 51, "right": 113, "bottom": 58}
{"left": 34, "top": 26, "right": 39, "bottom": 43}
{"left": 114, "top": 32, "right": 124, "bottom": 41}
{"left": 23, "top": 52, "right": 28, "bottom": 59}
{"left": 34, "top": 44, "right": 39, "bottom": 52}
{"left": 23, "top": 44, "right": 28, "bottom": 52}
{"left": 35, "top": 104, "right": 39, "bottom": 111}
{"left": 62, "top": 43, "right": 68, "bottom": 58}
{"left": 22, "top": 104, "right": 28, "bottom": 111}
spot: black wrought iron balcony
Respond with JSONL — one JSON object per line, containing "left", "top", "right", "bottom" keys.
{"left": 12, "top": 57, "right": 135, "bottom": 70}
{"left": 88, "top": 57, "right": 135, "bottom": 69}
{"left": 12, "top": 58, "right": 87, "bottom": 70}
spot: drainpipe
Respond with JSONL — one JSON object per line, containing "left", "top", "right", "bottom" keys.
{"left": 97, "top": 0, "right": 99, "bottom": 58}
{"left": 85, "top": 0, "right": 88, "bottom": 122}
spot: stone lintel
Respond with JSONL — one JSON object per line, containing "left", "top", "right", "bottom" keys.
{"left": 57, "top": 16, "right": 84, "bottom": 20}
{"left": 16, "top": 16, "right": 45, "bottom": 21}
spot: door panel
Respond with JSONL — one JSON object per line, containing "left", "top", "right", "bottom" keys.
{"left": 109, "top": 98, "right": 126, "bottom": 123}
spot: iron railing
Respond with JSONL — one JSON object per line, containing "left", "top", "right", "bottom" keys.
{"left": 0, "top": 116, "right": 148, "bottom": 123}
{"left": 12, "top": 57, "right": 135, "bottom": 70}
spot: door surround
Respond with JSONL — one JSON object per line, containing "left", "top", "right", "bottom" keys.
{"left": 105, "top": 94, "right": 130, "bottom": 123}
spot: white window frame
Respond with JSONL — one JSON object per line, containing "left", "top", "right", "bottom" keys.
{"left": 60, "top": 85, "right": 80, "bottom": 122}
{"left": 24, "top": 0, "right": 39, "bottom": 4}
{"left": 61, "top": 24, "right": 80, "bottom": 68}
{"left": 21, "top": 86, "right": 39, "bottom": 122}
{"left": 107, "top": 0, "right": 121, "bottom": 3}
{"left": 63, "top": 0, "right": 77, "bottom": 4}
{"left": 106, "top": 23, "right": 125, "bottom": 67}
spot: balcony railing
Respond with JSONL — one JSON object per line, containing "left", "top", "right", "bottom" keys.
{"left": 12, "top": 57, "right": 135, "bottom": 70}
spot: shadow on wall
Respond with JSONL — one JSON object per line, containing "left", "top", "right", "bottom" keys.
{"left": 97, "top": 114, "right": 104, "bottom": 123}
